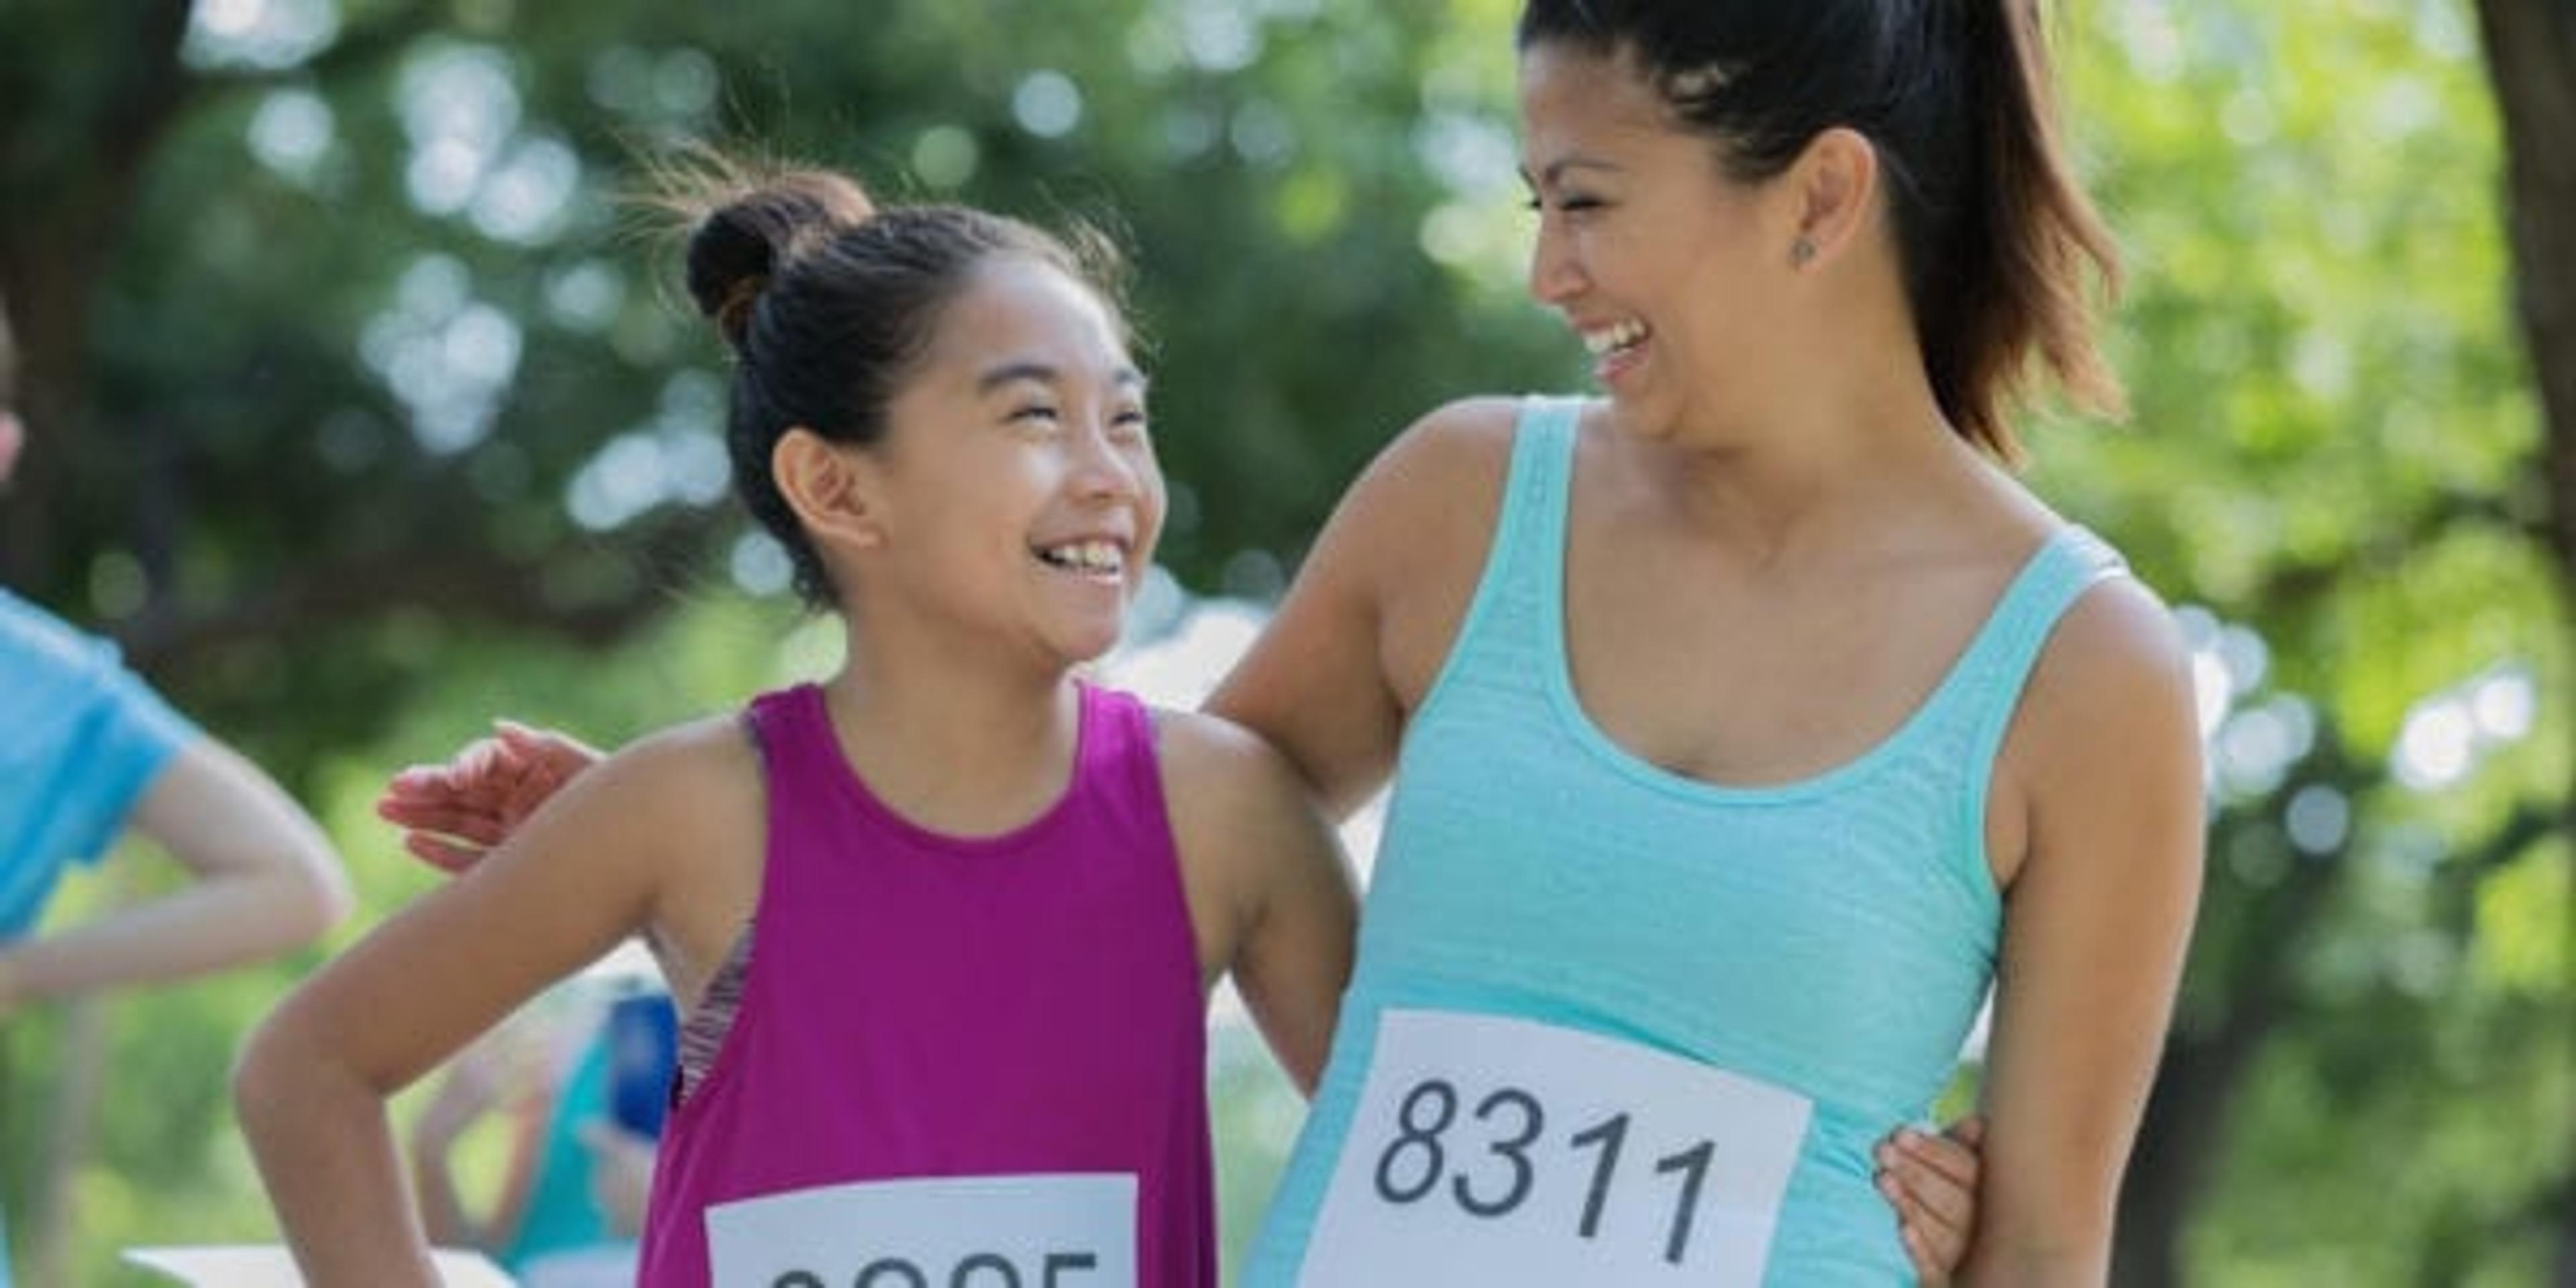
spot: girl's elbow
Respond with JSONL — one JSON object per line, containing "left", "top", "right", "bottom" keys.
{"left": 231, "top": 1009, "right": 305, "bottom": 1136}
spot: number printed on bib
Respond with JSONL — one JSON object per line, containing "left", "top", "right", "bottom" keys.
{"left": 1296, "top": 1010, "right": 1811, "bottom": 1287}
{"left": 704, "top": 1173, "right": 1136, "bottom": 1288}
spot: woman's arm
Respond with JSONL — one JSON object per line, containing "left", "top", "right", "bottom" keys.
{"left": 0, "top": 737, "right": 350, "bottom": 1011}
{"left": 1205, "top": 397, "right": 1519, "bottom": 820}
{"left": 378, "top": 721, "right": 603, "bottom": 871}
{"left": 1962, "top": 582, "right": 2204, "bottom": 1285}
{"left": 235, "top": 721, "right": 751, "bottom": 1287}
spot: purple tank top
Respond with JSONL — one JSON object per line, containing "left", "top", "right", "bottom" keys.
{"left": 637, "top": 682, "right": 1214, "bottom": 1287}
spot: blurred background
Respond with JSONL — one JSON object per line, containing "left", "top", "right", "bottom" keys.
{"left": 2, "top": 0, "right": 2570, "bottom": 1283}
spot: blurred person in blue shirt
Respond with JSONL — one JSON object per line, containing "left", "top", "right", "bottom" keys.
{"left": 0, "top": 312, "right": 352, "bottom": 1285}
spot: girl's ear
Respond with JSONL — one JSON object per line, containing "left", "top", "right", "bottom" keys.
{"left": 771, "top": 427, "right": 888, "bottom": 551}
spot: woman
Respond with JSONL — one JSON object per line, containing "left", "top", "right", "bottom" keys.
{"left": 1222, "top": 3, "right": 2202, "bottom": 1283}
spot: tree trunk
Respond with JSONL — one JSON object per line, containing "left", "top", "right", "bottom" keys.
{"left": 0, "top": 0, "right": 195, "bottom": 587}
{"left": 2112, "top": 826, "right": 2344, "bottom": 1288}
{"left": 2467, "top": 1, "right": 2576, "bottom": 1283}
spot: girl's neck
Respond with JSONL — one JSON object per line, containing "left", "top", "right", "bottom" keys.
{"left": 816, "top": 629, "right": 1087, "bottom": 841}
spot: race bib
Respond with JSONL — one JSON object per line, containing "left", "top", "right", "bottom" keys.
{"left": 705, "top": 1173, "right": 1136, "bottom": 1288}
{"left": 1297, "top": 1010, "right": 1811, "bottom": 1287}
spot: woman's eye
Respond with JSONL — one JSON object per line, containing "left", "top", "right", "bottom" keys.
{"left": 1523, "top": 194, "right": 1604, "bottom": 215}
{"left": 1010, "top": 405, "right": 1061, "bottom": 425}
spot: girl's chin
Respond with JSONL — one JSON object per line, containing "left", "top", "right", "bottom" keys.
{"left": 1051, "top": 623, "right": 1126, "bottom": 669}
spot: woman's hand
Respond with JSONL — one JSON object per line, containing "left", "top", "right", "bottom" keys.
{"left": 377, "top": 722, "right": 601, "bottom": 872}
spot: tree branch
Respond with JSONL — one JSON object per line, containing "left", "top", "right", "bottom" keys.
{"left": 121, "top": 504, "right": 736, "bottom": 671}
{"left": 184, "top": 1, "right": 441, "bottom": 111}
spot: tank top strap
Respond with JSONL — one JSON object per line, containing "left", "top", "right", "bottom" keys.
{"left": 1407, "top": 396, "right": 1583, "bottom": 727}
{"left": 1073, "top": 681, "right": 1167, "bottom": 830}
{"left": 1935, "top": 525, "right": 2131, "bottom": 844}
{"left": 1506, "top": 394, "right": 1584, "bottom": 598}
{"left": 743, "top": 683, "right": 840, "bottom": 808}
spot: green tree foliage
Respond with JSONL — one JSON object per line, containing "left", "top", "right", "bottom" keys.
{"left": 0, "top": 0, "right": 2562, "bottom": 1283}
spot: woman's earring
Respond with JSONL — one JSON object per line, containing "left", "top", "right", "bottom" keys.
{"left": 1790, "top": 235, "right": 1818, "bottom": 268}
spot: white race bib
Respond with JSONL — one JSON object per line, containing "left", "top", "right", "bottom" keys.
{"left": 1297, "top": 1010, "right": 1811, "bottom": 1287}
{"left": 705, "top": 1173, "right": 1136, "bottom": 1288}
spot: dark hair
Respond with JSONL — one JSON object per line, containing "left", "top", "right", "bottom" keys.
{"left": 660, "top": 150, "right": 1128, "bottom": 607}
{"left": 1516, "top": 0, "right": 2122, "bottom": 460}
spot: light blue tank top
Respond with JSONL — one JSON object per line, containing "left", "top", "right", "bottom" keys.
{"left": 501, "top": 1024, "right": 616, "bottom": 1271}
{"left": 1244, "top": 396, "right": 2127, "bottom": 1286}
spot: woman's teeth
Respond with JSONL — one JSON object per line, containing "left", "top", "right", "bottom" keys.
{"left": 1582, "top": 319, "right": 1649, "bottom": 356}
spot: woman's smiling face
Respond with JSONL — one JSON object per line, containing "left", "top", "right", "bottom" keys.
{"left": 1519, "top": 40, "right": 1803, "bottom": 444}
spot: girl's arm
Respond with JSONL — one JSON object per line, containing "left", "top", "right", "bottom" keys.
{"left": 235, "top": 721, "right": 753, "bottom": 1287}
{"left": 1158, "top": 711, "right": 1358, "bottom": 1094}
{"left": 1961, "top": 582, "right": 2204, "bottom": 1285}
{"left": 0, "top": 738, "right": 350, "bottom": 1011}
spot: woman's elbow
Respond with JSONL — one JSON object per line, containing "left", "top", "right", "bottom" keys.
{"left": 1959, "top": 1214, "right": 2114, "bottom": 1287}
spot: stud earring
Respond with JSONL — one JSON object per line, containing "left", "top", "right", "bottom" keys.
{"left": 1789, "top": 235, "right": 1818, "bottom": 268}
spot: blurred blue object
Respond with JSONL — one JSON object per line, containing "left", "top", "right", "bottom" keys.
{"left": 605, "top": 989, "right": 678, "bottom": 1140}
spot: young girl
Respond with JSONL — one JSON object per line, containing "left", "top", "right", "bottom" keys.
{"left": 233, "top": 160, "right": 1359, "bottom": 1288}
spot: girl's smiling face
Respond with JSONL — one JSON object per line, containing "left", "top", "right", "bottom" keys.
{"left": 857, "top": 254, "right": 1165, "bottom": 669}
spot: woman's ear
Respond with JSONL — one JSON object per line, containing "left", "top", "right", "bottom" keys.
{"left": 1784, "top": 125, "right": 1880, "bottom": 270}
{"left": 771, "top": 427, "right": 887, "bottom": 551}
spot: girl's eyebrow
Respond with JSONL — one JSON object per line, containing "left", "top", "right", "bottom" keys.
{"left": 975, "top": 361, "right": 1147, "bottom": 394}
{"left": 976, "top": 360, "right": 1059, "bottom": 394}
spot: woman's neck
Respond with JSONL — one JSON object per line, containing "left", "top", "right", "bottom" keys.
{"left": 1624, "top": 376, "right": 1996, "bottom": 568}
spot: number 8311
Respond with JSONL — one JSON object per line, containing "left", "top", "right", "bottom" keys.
{"left": 1368, "top": 1077, "right": 1721, "bottom": 1267}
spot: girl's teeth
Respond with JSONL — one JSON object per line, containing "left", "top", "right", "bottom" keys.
{"left": 1045, "top": 541, "right": 1124, "bottom": 573}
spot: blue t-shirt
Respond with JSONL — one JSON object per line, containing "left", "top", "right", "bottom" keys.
{"left": 0, "top": 587, "right": 199, "bottom": 941}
